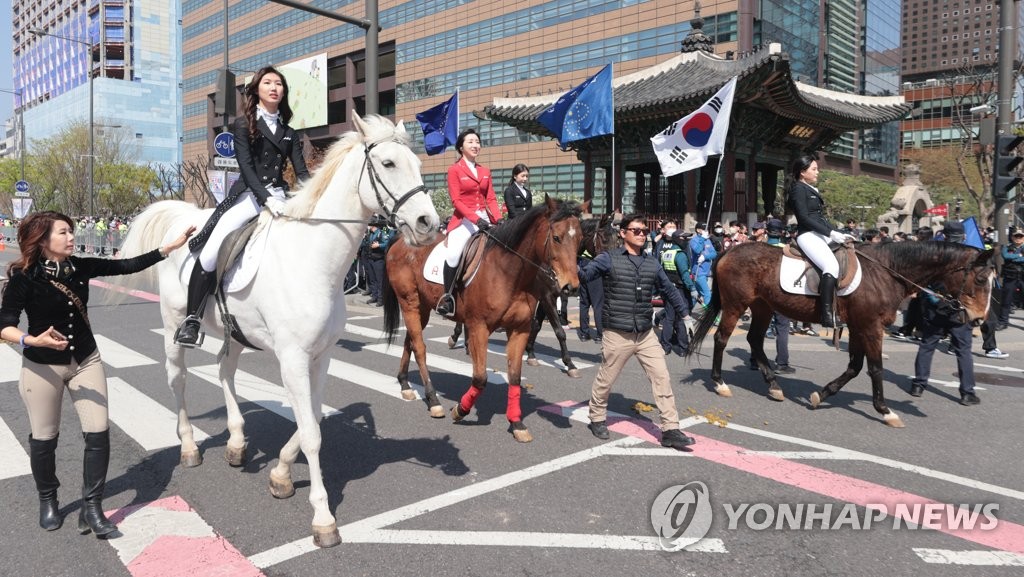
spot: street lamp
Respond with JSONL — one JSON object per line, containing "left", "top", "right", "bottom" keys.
{"left": 29, "top": 28, "right": 95, "bottom": 216}
{"left": 0, "top": 87, "right": 25, "bottom": 181}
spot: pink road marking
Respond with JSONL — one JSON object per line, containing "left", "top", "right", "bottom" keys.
{"left": 105, "top": 496, "right": 265, "bottom": 577}
{"left": 540, "top": 400, "right": 1024, "bottom": 554}
{"left": 89, "top": 278, "right": 161, "bottom": 302}
{"left": 127, "top": 535, "right": 264, "bottom": 577}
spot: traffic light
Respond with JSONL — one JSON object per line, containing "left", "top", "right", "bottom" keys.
{"left": 993, "top": 134, "right": 1024, "bottom": 200}
{"left": 213, "top": 69, "right": 236, "bottom": 117}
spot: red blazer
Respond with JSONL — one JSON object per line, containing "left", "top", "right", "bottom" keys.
{"left": 446, "top": 158, "right": 500, "bottom": 232}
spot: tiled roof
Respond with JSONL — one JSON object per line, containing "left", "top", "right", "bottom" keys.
{"left": 481, "top": 46, "right": 910, "bottom": 147}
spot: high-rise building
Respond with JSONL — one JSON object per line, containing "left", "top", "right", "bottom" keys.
{"left": 10, "top": 0, "right": 181, "bottom": 166}
{"left": 180, "top": 1, "right": 902, "bottom": 207}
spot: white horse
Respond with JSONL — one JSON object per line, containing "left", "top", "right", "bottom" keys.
{"left": 117, "top": 114, "right": 439, "bottom": 547}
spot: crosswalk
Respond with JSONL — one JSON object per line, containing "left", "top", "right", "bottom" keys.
{"left": 0, "top": 319, "right": 592, "bottom": 478}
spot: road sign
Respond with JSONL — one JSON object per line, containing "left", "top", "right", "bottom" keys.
{"left": 213, "top": 156, "right": 239, "bottom": 168}
{"left": 14, "top": 180, "right": 29, "bottom": 197}
{"left": 214, "top": 132, "right": 235, "bottom": 158}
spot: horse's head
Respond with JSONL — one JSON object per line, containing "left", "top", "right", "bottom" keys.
{"left": 542, "top": 196, "right": 590, "bottom": 296}
{"left": 351, "top": 113, "right": 439, "bottom": 245}
{"left": 951, "top": 247, "right": 997, "bottom": 327}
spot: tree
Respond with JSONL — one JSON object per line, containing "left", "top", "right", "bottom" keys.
{"left": 816, "top": 170, "right": 899, "bottom": 227}
{"left": 98, "top": 163, "right": 159, "bottom": 216}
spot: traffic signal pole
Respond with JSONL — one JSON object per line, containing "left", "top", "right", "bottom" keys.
{"left": 993, "top": 0, "right": 1019, "bottom": 244}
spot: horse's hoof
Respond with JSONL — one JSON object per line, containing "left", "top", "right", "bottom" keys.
{"left": 400, "top": 389, "right": 416, "bottom": 401}
{"left": 451, "top": 405, "right": 467, "bottom": 423}
{"left": 767, "top": 389, "right": 785, "bottom": 402}
{"left": 429, "top": 404, "right": 445, "bottom": 419}
{"left": 526, "top": 358, "right": 540, "bottom": 367}
{"left": 809, "top": 392, "right": 821, "bottom": 409}
{"left": 224, "top": 444, "right": 246, "bottom": 467}
{"left": 883, "top": 412, "right": 905, "bottom": 428}
{"left": 566, "top": 368, "right": 580, "bottom": 379}
{"left": 312, "top": 524, "right": 341, "bottom": 548}
{"left": 447, "top": 337, "right": 457, "bottom": 349}
{"left": 715, "top": 384, "right": 733, "bottom": 398}
{"left": 180, "top": 450, "right": 202, "bottom": 468}
{"left": 269, "top": 471, "right": 295, "bottom": 499}
{"left": 512, "top": 428, "right": 534, "bottom": 443}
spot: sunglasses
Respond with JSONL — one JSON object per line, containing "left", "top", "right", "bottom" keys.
{"left": 624, "top": 227, "right": 650, "bottom": 235}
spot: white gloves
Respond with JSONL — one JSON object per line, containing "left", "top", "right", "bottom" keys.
{"left": 697, "top": 255, "right": 706, "bottom": 264}
{"left": 265, "top": 197, "right": 286, "bottom": 217}
{"left": 829, "top": 230, "right": 852, "bottom": 244}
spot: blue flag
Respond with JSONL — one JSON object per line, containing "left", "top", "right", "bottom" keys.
{"left": 962, "top": 216, "right": 985, "bottom": 249}
{"left": 416, "top": 91, "right": 459, "bottom": 156}
{"left": 538, "top": 64, "right": 614, "bottom": 148}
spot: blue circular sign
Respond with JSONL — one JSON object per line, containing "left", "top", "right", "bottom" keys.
{"left": 214, "top": 132, "right": 235, "bottom": 158}
{"left": 15, "top": 180, "right": 30, "bottom": 193}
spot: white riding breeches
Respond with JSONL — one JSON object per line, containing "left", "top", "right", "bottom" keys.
{"left": 198, "top": 188, "right": 282, "bottom": 271}
{"left": 796, "top": 231, "right": 839, "bottom": 278}
{"left": 445, "top": 216, "right": 484, "bottom": 267}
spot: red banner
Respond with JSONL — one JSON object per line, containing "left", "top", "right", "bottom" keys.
{"left": 924, "top": 203, "right": 949, "bottom": 216}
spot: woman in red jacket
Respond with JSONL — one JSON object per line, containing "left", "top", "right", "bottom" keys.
{"left": 435, "top": 128, "right": 501, "bottom": 316}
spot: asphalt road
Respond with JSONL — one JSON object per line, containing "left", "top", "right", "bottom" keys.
{"left": 0, "top": 249, "right": 1022, "bottom": 577}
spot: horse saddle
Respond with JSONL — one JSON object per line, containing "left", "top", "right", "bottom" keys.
{"left": 423, "top": 230, "right": 488, "bottom": 287}
{"left": 779, "top": 242, "right": 863, "bottom": 296}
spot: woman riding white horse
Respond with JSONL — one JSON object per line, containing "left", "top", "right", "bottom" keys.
{"left": 175, "top": 65, "right": 310, "bottom": 346}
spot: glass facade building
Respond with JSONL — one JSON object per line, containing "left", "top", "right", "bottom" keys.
{"left": 11, "top": 0, "right": 182, "bottom": 166}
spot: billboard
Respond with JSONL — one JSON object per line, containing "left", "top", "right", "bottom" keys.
{"left": 245, "top": 53, "right": 328, "bottom": 130}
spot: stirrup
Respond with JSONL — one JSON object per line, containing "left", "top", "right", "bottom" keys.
{"left": 173, "top": 315, "right": 206, "bottom": 348}
{"left": 435, "top": 294, "right": 455, "bottom": 317}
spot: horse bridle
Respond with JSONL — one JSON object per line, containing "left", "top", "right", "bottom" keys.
{"left": 479, "top": 217, "right": 569, "bottom": 287}
{"left": 360, "top": 138, "right": 430, "bottom": 230}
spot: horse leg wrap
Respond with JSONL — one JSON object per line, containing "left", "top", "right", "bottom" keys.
{"left": 506, "top": 384, "right": 522, "bottom": 423}
{"left": 459, "top": 384, "right": 485, "bottom": 412}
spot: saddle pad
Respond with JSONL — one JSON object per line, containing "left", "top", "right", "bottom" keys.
{"left": 779, "top": 254, "right": 862, "bottom": 296}
{"left": 422, "top": 242, "right": 480, "bottom": 288}
{"left": 222, "top": 223, "right": 272, "bottom": 293}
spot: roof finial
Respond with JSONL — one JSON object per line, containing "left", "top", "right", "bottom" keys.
{"left": 681, "top": 0, "right": 715, "bottom": 54}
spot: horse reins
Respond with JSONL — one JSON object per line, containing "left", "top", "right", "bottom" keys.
{"left": 476, "top": 219, "right": 564, "bottom": 286}
{"left": 853, "top": 246, "right": 979, "bottom": 314}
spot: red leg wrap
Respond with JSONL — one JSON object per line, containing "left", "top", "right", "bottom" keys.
{"left": 460, "top": 384, "right": 483, "bottom": 411}
{"left": 507, "top": 384, "right": 522, "bottom": 423}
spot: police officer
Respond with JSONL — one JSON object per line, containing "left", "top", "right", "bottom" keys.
{"left": 365, "top": 216, "right": 393, "bottom": 306}
{"left": 658, "top": 230, "right": 694, "bottom": 355}
{"left": 997, "top": 229, "right": 1024, "bottom": 330}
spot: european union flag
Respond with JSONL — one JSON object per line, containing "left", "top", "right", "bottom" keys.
{"left": 538, "top": 64, "right": 614, "bottom": 148}
{"left": 417, "top": 90, "right": 459, "bottom": 156}
{"left": 962, "top": 216, "right": 985, "bottom": 249}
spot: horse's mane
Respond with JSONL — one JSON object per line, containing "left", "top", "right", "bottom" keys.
{"left": 866, "top": 239, "right": 981, "bottom": 269}
{"left": 286, "top": 115, "right": 408, "bottom": 217}
{"left": 488, "top": 199, "right": 583, "bottom": 248}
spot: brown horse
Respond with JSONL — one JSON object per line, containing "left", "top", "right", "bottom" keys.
{"left": 444, "top": 215, "right": 617, "bottom": 377}
{"left": 382, "top": 197, "right": 587, "bottom": 442}
{"left": 685, "top": 240, "right": 995, "bottom": 427}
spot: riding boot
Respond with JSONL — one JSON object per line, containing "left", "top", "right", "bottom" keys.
{"left": 28, "top": 434, "right": 62, "bottom": 531}
{"left": 435, "top": 263, "right": 457, "bottom": 316}
{"left": 174, "top": 261, "right": 217, "bottom": 347}
{"left": 819, "top": 273, "right": 838, "bottom": 328}
{"left": 78, "top": 430, "right": 117, "bottom": 537}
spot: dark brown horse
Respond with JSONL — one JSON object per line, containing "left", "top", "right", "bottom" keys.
{"left": 685, "top": 240, "right": 995, "bottom": 427}
{"left": 382, "top": 197, "right": 586, "bottom": 442}
{"left": 444, "top": 215, "right": 617, "bottom": 378}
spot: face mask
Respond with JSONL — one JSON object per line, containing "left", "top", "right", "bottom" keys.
{"left": 701, "top": 231, "right": 710, "bottom": 239}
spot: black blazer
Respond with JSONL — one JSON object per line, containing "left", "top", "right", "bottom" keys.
{"left": 0, "top": 250, "right": 164, "bottom": 365}
{"left": 228, "top": 114, "right": 310, "bottom": 205}
{"left": 787, "top": 181, "right": 835, "bottom": 236}
{"left": 503, "top": 182, "right": 532, "bottom": 219}
{"left": 189, "top": 114, "right": 311, "bottom": 252}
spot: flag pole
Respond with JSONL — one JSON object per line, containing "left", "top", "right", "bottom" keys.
{"left": 705, "top": 154, "right": 725, "bottom": 228}
{"left": 610, "top": 63, "right": 617, "bottom": 212}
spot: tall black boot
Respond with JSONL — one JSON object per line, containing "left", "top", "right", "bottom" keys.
{"left": 28, "top": 435, "right": 62, "bottom": 531}
{"left": 435, "top": 263, "right": 457, "bottom": 316}
{"left": 819, "top": 273, "right": 838, "bottom": 328}
{"left": 174, "top": 260, "right": 217, "bottom": 347}
{"left": 79, "top": 430, "right": 116, "bottom": 537}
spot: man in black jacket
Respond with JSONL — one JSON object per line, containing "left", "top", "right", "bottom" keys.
{"left": 578, "top": 214, "right": 696, "bottom": 451}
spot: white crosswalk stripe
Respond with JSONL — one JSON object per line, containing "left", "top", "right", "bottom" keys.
{"left": 107, "top": 377, "right": 209, "bottom": 451}
{"left": 188, "top": 365, "right": 340, "bottom": 422}
{"left": 94, "top": 335, "right": 158, "bottom": 368}
{"left": 0, "top": 344, "right": 23, "bottom": 383}
{"left": 0, "top": 415, "right": 31, "bottom": 480}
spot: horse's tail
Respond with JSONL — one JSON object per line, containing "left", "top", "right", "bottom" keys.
{"left": 107, "top": 201, "right": 200, "bottom": 300}
{"left": 684, "top": 257, "right": 722, "bottom": 360}
{"left": 381, "top": 235, "right": 401, "bottom": 346}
